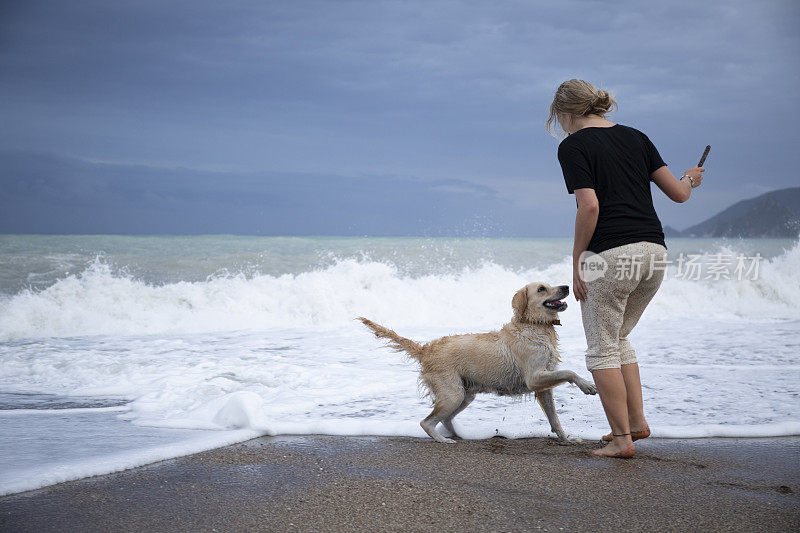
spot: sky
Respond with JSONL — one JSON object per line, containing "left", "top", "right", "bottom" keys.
{"left": 1, "top": 0, "right": 798, "bottom": 236}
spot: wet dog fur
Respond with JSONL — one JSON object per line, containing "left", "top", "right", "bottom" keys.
{"left": 358, "top": 282, "right": 597, "bottom": 443}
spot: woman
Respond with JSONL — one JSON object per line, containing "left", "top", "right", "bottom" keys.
{"left": 546, "top": 79, "right": 704, "bottom": 458}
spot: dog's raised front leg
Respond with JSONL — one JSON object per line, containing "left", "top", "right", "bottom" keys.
{"left": 525, "top": 369, "right": 597, "bottom": 395}
{"left": 535, "top": 389, "right": 568, "bottom": 441}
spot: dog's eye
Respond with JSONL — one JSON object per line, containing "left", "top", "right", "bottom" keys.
{"left": 537, "top": 286, "right": 545, "bottom": 292}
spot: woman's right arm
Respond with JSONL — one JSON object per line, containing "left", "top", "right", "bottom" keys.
{"left": 652, "top": 165, "right": 705, "bottom": 203}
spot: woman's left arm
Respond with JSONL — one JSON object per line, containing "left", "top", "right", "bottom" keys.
{"left": 572, "top": 188, "right": 599, "bottom": 302}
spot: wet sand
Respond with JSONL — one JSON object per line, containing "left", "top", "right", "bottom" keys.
{"left": 1, "top": 436, "right": 798, "bottom": 532}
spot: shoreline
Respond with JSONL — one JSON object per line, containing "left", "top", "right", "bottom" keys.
{"left": 2, "top": 435, "right": 798, "bottom": 532}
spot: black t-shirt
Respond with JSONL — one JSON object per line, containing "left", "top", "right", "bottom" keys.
{"left": 557, "top": 124, "right": 667, "bottom": 254}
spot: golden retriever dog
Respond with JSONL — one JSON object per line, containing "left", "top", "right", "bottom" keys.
{"left": 358, "top": 282, "right": 597, "bottom": 443}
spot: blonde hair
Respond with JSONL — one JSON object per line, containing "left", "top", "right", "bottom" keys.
{"left": 545, "top": 79, "right": 618, "bottom": 138}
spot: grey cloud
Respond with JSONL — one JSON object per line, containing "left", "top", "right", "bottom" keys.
{"left": 0, "top": 1, "right": 798, "bottom": 235}
{"left": 1, "top": 150, "right": 566, "bottom": 236}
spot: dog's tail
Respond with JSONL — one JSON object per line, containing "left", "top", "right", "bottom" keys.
{"left": 357, "top": 317, "right": 423, "bottom": 360}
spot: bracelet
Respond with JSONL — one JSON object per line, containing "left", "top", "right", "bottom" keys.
{"left": 681, "top": 174, "right": 695, "bottom": 187}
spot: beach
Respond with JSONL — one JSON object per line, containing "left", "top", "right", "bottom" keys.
{"left": 3, "top": 0, "right": 800, "bottom": 528}
{"left": 1, "top": 435, "right": 798, "bottom": 532}
{"left": 1, "top": 235, "right": 799, "bottom": 498}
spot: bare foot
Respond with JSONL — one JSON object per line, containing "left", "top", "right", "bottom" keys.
{"left": 601, "top": 426, "right": 650, "bottom": 442}
{"left": 591, "top": 440, "right": 636, "bottom": 458}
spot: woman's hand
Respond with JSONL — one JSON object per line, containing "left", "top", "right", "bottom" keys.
{"left": 683, "top": 166, "right": 705, "bottom": 188}
{"left": 652, "top": 166, "right": 704, "bottom": 203}
{"left": 572, "top": 259, "right": 588, "bottom": 302}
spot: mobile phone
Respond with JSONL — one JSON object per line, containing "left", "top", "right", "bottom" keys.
{"left": 698, "top": 145, "right": 711, "bottom": 167}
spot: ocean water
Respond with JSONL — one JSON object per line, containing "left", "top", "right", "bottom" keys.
{"left": 1, "top": 234, "right": 798, "bottom": 495}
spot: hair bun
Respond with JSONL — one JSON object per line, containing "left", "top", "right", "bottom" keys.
{"left": 593, "top": 90, "right": 612, "bottom": 112}
{"left": 545, "top": 79, "right": 618, "bottom": 136}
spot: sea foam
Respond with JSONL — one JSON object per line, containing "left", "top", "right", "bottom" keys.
{"left": 0, "top": 237, "right": 798, "bottom": 495}
{"left": 1, "top": 239, "right": 798, "bottom": 341}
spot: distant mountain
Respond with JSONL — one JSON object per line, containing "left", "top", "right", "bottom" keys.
{"left": 668, "top": 187, "right": 800, "bottom": 238}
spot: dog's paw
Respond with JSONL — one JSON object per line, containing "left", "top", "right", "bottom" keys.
{"left": 577, "top": 380, "right": 597, "bottom": 395}
{"left": 555, "top": 436, "right": 583, "bottom": 445}
{"left": 440, "top": 437, "right": 457, "bottom": 444}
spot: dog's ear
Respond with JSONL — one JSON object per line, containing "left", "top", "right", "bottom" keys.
{"left": 512, "top": 287, "right": 528, "bottom": 319}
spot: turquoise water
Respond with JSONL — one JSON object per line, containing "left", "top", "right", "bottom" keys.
{"left": 0, "top": 234, "right": 794, "bottom": 294}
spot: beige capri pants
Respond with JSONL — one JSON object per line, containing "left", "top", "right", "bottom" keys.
{"left": 580, "top": 241, "right": 667, "bottom": 372}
